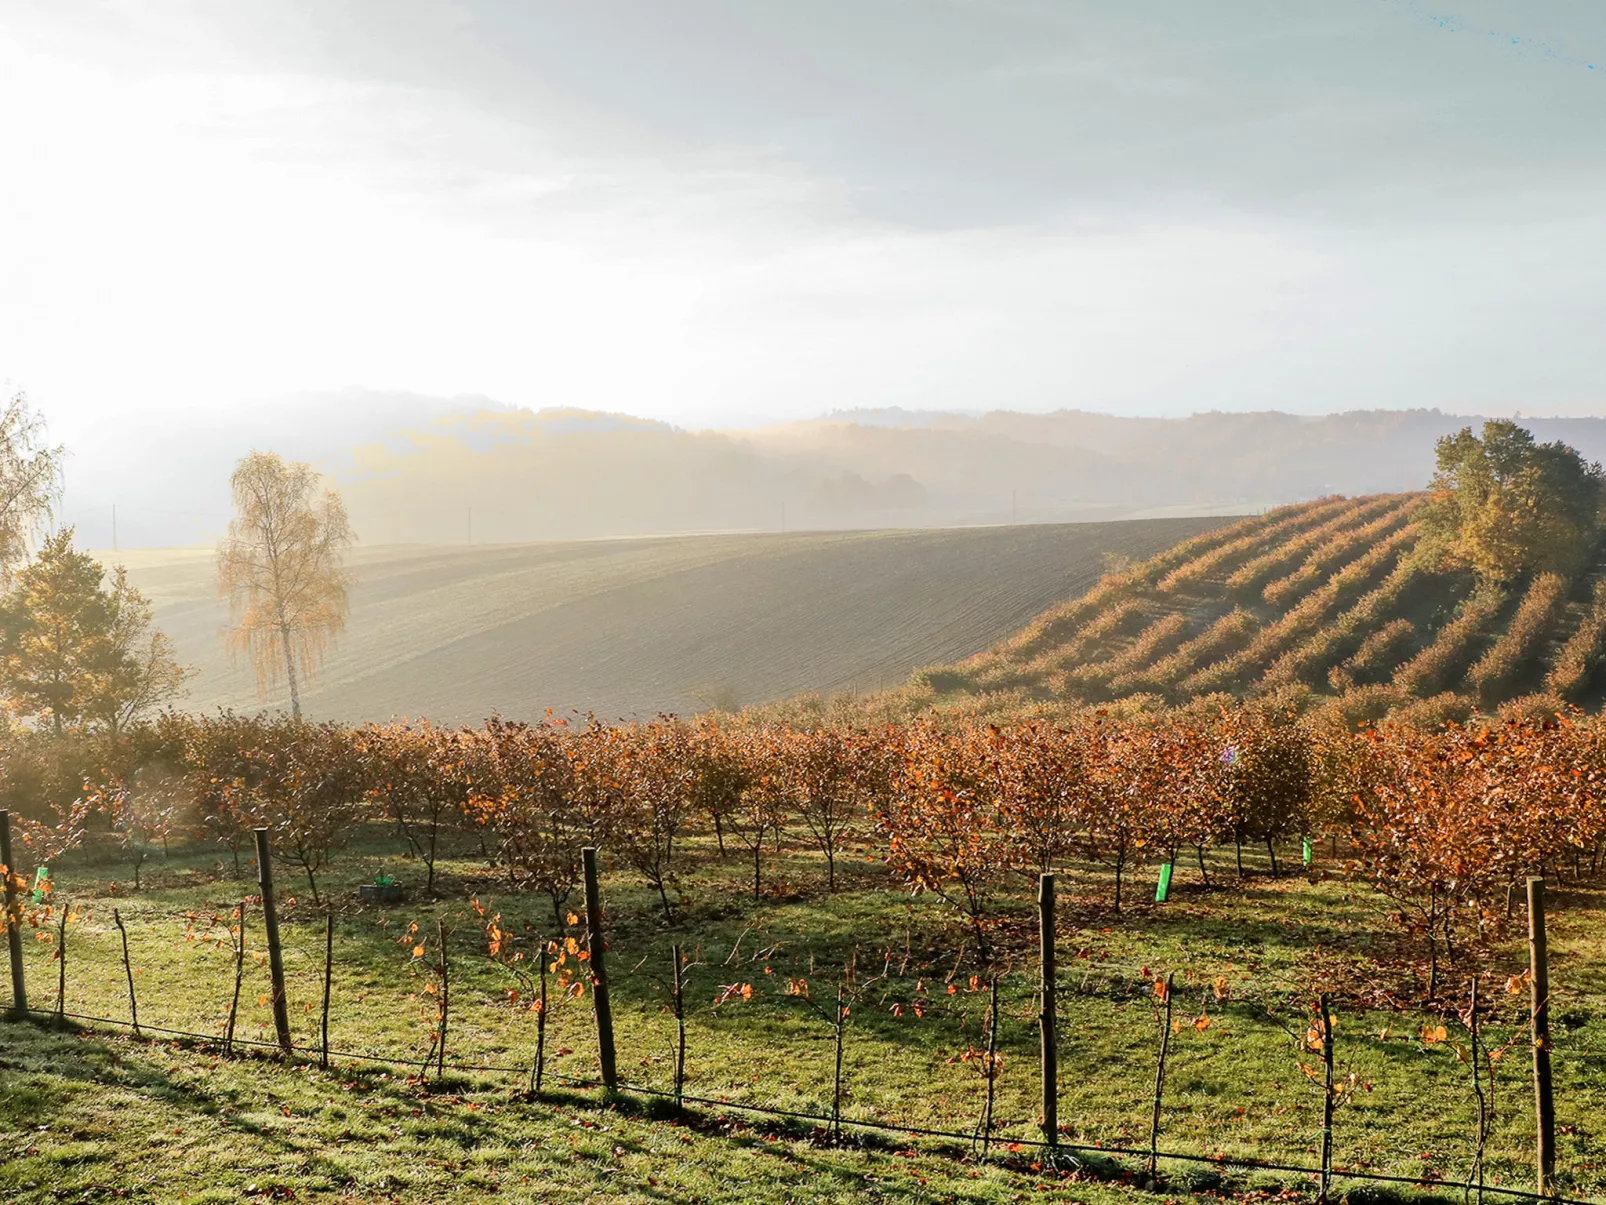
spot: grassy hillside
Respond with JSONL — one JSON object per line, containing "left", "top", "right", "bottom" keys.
{"left": 110, "top": 518, "right": 1222, "bottom": 724}
{"left": 858, "top": 494, "right": 1606, "bottom": 725}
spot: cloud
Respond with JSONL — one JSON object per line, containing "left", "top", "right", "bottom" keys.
{"left": 0, "top": 0, "right": 1603, "bottom": 449}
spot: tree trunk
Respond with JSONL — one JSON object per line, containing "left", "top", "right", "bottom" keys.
{"left": 304, "top": 863, "right": 321, "bottom": 907}
{"left": 1427, "top": 889, "right": 1439, "bottom": 1000}
{"left": 425, "top": 818, "right": 438, "bottom": 897}
{"left": 280, "top": 621, "right": 301, "bottom": 721}
{"left": 1195, "top": 844, "right": 1209, "bottom": 887}
{"left": 1266, "top": 836, "right": 1279, "bottom": 878}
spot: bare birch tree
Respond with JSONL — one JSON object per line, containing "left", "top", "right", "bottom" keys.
{"left": 217, "top": 452, "right": 355, "bottom": 719}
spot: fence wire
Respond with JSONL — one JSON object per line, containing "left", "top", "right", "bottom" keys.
{"left": 4, "top": 975, "right": 1600, "bottom": 1205}
{"left": 7, "top": 875, "right": 1604, "bottom": 1205}
{"left": 6, "top": 1002, "right": 1599, "bottom": 1205}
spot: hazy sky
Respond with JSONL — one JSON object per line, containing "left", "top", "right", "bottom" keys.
{"left": 2, "top": 0, "right": 1604, "bottom": 441}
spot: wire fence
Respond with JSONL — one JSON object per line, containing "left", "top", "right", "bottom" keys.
{"left": 5, "top": 999, "right": 1600, "bottom": 1205}
{"left": 6, "top": 881, "right": 1604, "bottom": 1205}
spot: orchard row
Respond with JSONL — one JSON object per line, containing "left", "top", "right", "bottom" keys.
{"left": 4, "top": 706, "right": 1604, "bottom": 988}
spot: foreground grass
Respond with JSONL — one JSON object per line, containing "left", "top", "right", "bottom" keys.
{"left": 4, "top": 833, "right": 1606, "bottom": 1203}
{"left": 5, "top": 1019, "right": 1149, "bottom": 1205}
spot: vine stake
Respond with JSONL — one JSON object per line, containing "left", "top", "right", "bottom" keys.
{"left": 113, "top": 908, "right": 139, "bottom": 1037}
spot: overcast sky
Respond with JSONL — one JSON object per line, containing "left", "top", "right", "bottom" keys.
{"left": 2, "top": 0, "right": 1604, "bottom": 443}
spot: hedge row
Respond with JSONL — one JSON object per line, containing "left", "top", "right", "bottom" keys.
{"left": 1178, "top": 526, "right": 1416, "bottom": 696}
{"left": 1154, "top": 494, "right": 1361, "bottom": 592}
{"left": 1106, "top": 608, "right": 1258, "bottom": 696}
{"left": 1024, "top": 597, "right": 1149, "bottom": 677}
{"left": 1257, "top": 561, "right": 1425, "bottom": 691}
{"left": 1467, "top": 573, "right": 1571, "bottom": 699}
{"left": 1327, "top": 618, "right": 1416, "bottom": 692}
{"left": 1260, "top": 498, "right": 1424, "bottom": 609}
{"left": 1223, "top": 494, "right": 1405, "bottom": 598}
{"left": 1392, "top": 589, "right": 1506, "bottom": 696}
{"left": 1546, "top": 578, "right": 1606, "bottom": 701}
{"left": 1063, "top": 610, "right": 1191, "bottom": 691}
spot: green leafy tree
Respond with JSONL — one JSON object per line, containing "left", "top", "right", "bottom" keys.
{"left": 1417, "top": 420, "right": 1605, "bottom": 582}
{"left": 0, "top": 531, "right": 190, "bottom": 734}
{"left": 0, "top": 529, "right": 116, "bottom": 733}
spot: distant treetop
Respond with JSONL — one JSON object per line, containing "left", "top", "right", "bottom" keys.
{"left": 1416, "top": 419, "right": 1605, "bottom": 583}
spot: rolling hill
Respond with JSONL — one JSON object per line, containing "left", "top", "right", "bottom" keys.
{"left": 869, "top": 494, "right": 1606, "bottom": 727}
{"left": 109, "top": 517, "right": 1223, "bottom": 725}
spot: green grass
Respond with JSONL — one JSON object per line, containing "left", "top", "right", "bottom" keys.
{"left": 5, "top": 831, "right": 1606, "bottom": 1204}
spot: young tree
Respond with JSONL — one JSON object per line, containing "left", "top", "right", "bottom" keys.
{"left": 1417, "top": 420, "right": 1605, "bottom": 582}
{"left": 217, "top": 452, "right": 355, "bottom": 720}
{"left": 0, "top": 534, "right": 190, "bottom": 734}
{"left": 0, "top": 393, "right": 64, "bottom": 588}
{"left": 611, "top": 719, "right": 696, "bottom": 922}
{"left": 254, "top": 717, "right": 365, "bottom": 904}
{"left": 0, "top": 529, "right": 115, "bottom": 733}
{"left": 464, "top": 718, "right": 584, "bottom": 925}
{"left": 785, "top": 726, "right": 883, "bottom": 891}
{"left": 878, "top": 721, "right": 1013, "bottom": 965}
{"left": 728, "top": 730, "right": 790, "bottom": 901}
{"left": 361, "top": 721, "right": 468, "bottom": 897}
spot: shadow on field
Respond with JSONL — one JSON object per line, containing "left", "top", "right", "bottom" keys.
{"left": 0, "top": 1019, "right": 289, "bottom": 1149}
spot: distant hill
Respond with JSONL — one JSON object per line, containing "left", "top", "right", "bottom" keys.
{"left": 745, "top": 408, "right": 1606, "bottom": 507}
{"left": 58, "top": 390, "right": 514, "bottom": 549}
{"left": 834, "top": 495, "right": 1606, "bottom": 728}
{"left": 62, "top": 392, "right": 1606, "bottom": 548}
{"left": 112, "top": 517, "right": 1220, "bottom": 724}
{"left": 337, "top": 405, "right": 1606, "bottom": 544}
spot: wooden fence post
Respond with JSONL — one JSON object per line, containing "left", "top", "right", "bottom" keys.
{"left": 672, "top": 943, "right": 686, "bottom": 1109}
{"left": 55, "top": 897, "right": 67, "bottom": 1027}
{"left": 435, "top": 917, "right": 449, "bottom": 1077}
{"left": 1319, "top": 994, "right": 1335, "bottom": 1205}
{"left": 530, "top": 941, "right": 548, "bottom": 1093}
{"left": 1469, "top": 976, "right": 1487, "bottom": 1205}
{"left": 582, "top": 847, "right": 617, "bottom": 1090}
{"left": 1038, "top": 873, "right": 1058, "bottom": 1149}
{"left": 112, "top": 908, "right": 139, "bottom": 1037}
{"left": 981, "top": 976, "right": 1000, "bottom": 1154}
{"left": 255, "top": 828, "right": 292, "bottom": 1054}
{"left": 1148, "top": 971, "right": 1175, "bottom": 1180}
{"left": 832, "top": 974, "right": 847, "bottom": 1145}
{"left": 320, "top": 910, "right": 334, "bottom": 1070}
{"left": 1, "top": 810, "right": 27, "bottom": 1017}
{"left": 1528, "top": 878, "right": 1556, "bottom": 1199}
{"left": 225, "top": 898, "right": 246, "bottom": 1055}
